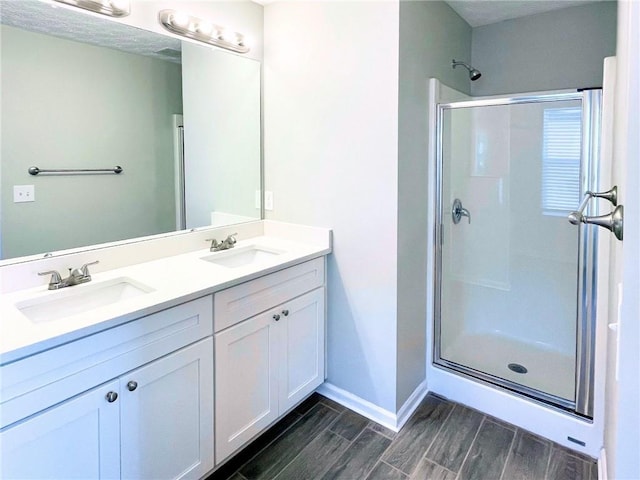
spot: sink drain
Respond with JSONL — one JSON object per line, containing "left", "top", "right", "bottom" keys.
{"left": 508, "top": 363, "right": 528, "bottom": 374}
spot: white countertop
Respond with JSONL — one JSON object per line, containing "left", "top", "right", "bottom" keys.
{"left": 0, "top": 231, "right": 331, "bottom": 364}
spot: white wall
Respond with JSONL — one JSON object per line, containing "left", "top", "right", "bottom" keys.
{"left": 605, "top": 1, "right": 640, "bottom": 478}
{"left": 264, "top": 1, "right": 400, "bottom": 412}
{"left": 471, "top": 2, "right": 617, "bottom": 96}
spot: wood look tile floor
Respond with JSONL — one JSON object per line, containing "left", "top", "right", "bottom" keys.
{"left": 207, "top": 393, "right": 597, "bottom": 480}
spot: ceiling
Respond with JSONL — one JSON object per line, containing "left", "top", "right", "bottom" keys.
{"left": 445, "top": 0, "right": 608, "bottom": 27}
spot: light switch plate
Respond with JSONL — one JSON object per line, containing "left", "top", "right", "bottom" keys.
{"left": 14, "top": 185, "right": 35, "bottom": 203}
{"left": 265, "top": 191, "right": 273, "bottom": 211}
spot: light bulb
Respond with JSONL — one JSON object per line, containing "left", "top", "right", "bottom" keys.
{"left": 109, "top": 0, "right": 129, "bottom": 11}
{"left": 170, "top": 12, "right": 191, "bottom": 29}
{"left": 196, "top": 21, "right": 214, "bottom": 36}
{"left": 221, "top": 30, "right": 238, "bottom": 44}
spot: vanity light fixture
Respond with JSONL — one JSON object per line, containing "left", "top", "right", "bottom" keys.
{"left": 52, "top": 0, "right": 130, "bottom": 17}
{"left": 158, "top": 9, "right": 249, "bottom": 54}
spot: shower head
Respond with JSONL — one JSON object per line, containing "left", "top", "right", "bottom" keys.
{"left": 452, "top": 59, "right": 482, "bottom": 81}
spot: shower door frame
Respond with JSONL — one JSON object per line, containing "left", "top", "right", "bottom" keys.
{"left": 433, "top": 90, "right": 602, "bottom": 418}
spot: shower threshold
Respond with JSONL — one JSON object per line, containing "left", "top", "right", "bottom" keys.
{"left": 438, "top": 332, "right": 577, "bottom": 411}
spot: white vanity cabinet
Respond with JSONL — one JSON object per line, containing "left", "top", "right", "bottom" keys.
{"left": 0, "top": 296, "right": 214, "bottom": 480}
{"left": 214, "top": 258, "right": 326, "bottom": 463}
{"left": 0, "top": 379, "right": 121, "bottom": 479}
{"left": 119, "top": 337, "right": 213, "bottom": 480}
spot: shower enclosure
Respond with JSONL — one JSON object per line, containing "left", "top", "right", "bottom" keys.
{"left": 434, "top": 90, "right": 602, "bottom": 418}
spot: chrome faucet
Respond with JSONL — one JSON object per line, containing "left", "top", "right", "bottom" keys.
{"left": 38, "top": 261, "right": 99, "bottom": 290}
{"left": 206, "top": 233, "right": 237, "bottom": 252}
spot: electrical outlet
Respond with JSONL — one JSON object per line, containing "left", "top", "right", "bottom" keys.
{"left": 14, "top": 185, "right": 35, "bottom": 203}
{"left": 255, "top": 190, "right": 261, "bottom": 209}
{"left": 265, "top": 191, "right": 273, "bottom": 211}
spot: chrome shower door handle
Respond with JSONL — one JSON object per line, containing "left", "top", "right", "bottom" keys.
{"left": 568, "top": 186, "right": 618, "bottom": 225}
{"left": 452, "top": 198, "right": 471, "bottom": 224}
{"left": 581, "top": 205, "right": 624, "bottom": 241}
{"left": 568, "top": 185, "right": 624, "bottom": 241}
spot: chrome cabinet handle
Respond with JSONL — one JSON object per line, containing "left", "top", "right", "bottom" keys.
{"left": 126, "top": 381, "right": 138, "bottom": 392}
{"left": 282, "top": 309, "right": 289, "bottom": 316}
{"left": 105, "top": 391, "right": 118, "bottom": 403}
{"left": 273, "top": 314, "right": 281, "bottom": 321}
{"left": 452, "top": 198, "right": 471, "bottom": 224}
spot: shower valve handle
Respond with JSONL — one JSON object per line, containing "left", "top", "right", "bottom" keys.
{"left": 452, "top": 199, "right": 471, "bottom": 224}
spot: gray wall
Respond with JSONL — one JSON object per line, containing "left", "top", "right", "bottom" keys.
{"left": 397, "top": 1, "right": 472, "bottom": 407}
{"left": 1, "top": 25, "right": 182, "bottom": 258}
{"left": 471, "top": 2, "right": 617, "bottom": 96}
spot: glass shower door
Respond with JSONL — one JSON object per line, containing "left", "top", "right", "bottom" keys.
{"left": 435, "top": 92, "right": 600, "bottom": 414}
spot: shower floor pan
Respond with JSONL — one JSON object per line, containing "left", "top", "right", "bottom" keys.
{"left": 440, "top": 332, "right": 575, "bottom": 402}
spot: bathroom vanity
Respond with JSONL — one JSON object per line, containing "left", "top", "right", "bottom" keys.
{"left": 0, "top": 221, "right": 331, "bottom": 479}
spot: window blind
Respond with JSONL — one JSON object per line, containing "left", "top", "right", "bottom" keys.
{"left": 541, "top": 107, "right": 582, "bottom": 215}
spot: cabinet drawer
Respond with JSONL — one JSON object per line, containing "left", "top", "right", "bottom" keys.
{"left": 1, "top": 295, "right": 213, "bottom": 429}
{"left": 214, "top": 257, "right": 324, "bottom": 332}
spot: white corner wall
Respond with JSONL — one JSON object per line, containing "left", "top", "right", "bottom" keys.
{"left": 604, "top": 1, "right": 640, "bottom": 478}
{"left": 263, "top": 1, "right": 400, "bottom": 412}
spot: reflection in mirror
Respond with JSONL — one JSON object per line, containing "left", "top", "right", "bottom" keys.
{"left": 182, "top": 43, "right": 260, "bottom": 230}
{"left": 0, "top": 0, "right": 261, "bottom": 262}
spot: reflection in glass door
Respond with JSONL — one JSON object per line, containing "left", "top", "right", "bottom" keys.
{"left": 434, "top": 91, "right": 601, "bottom": 417}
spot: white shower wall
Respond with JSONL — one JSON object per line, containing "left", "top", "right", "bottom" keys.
{"left": 441, "top": 100, "right": 579, "bottom": 360}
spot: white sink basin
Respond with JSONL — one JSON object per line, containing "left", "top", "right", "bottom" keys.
{"left": 201, "top": 245, "right": 285, "bottom": 268}
{"left": 16, "top": 277, "right": 154, "bottom": 323}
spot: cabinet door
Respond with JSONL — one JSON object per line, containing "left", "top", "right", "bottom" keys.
{"left": 215, "top": 313, "right": 279, "bottom": 463}
{"left": 279, "top": 288, "right": 325, "bottom": 412}
{"left": 120, "top": 338, "right": 214, "bottom": 480}
{"left": 0, "top": 380, "right": 120, "bottom": 480}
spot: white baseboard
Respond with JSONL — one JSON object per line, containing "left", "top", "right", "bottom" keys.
{"left": 316, "top": 383, "right": 398, "bottom": 431}
{"left": 396, "top": 380, "right": 429, "bottom": 431}
{"left": 598, "top": 448, "right": 607, "bottom": 480}
{"left": 316, "top": 380, "right": 429, "bottom": 432}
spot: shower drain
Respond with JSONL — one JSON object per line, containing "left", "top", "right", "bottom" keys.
{"left": 508, "top": 363, "right": 528, "bottom": 374}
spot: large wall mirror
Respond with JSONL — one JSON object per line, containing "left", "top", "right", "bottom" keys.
{"left": 0, "top": 0, "right": 261, "bottom": 262}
